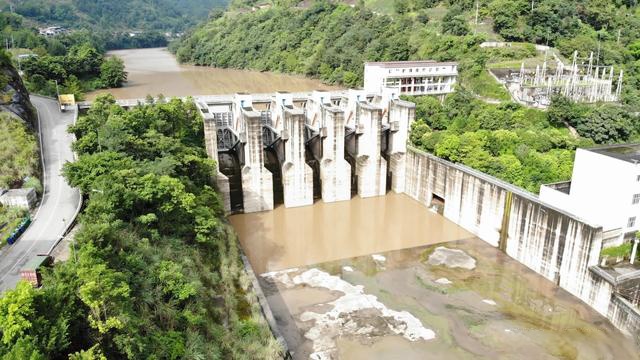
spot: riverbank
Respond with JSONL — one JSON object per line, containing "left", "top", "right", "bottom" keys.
{"left": 87, "top": 48, "right": 338, "bottom": 100}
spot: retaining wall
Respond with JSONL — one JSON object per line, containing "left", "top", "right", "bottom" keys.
{"left": 404, "top": 147, "right": 638, "bottom": 345}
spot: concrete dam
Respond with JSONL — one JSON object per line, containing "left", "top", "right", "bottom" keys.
{"left": 198, "top": 90, "right": 640, "bottom": 344}
{"left": 194, "top": 89, "right": 639, "bottom": 349}
{"left": 197, "top": 89, "right": 412, "bottom": 213}
{"left": 88, "top": 89, "right": 638, "bottom": 354}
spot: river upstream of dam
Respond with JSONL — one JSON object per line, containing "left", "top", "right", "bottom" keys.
{"left": 96, "top": 48, "right": 639, "bottom": 359}
{"left": 87, "top": 47, "right": 337, "bottom": 100}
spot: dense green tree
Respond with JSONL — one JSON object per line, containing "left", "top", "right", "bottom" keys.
{"left": 0, "top": 282, "right": 35, "bottom": 345}
{"left": 442, "top": 5, "right": 470, "bottom": 35}
{"left": 66, "top": 43, "right": 103, "bottom": 77}
{"left": 0, "top": 113, "right": 39, "bottom": 188}
{"left": 489, "top": 0, "right": 527, "bottom": 40}
{"left": 575, "top": 105, "right": 636, "bottom": 144}
{"left": 1, "top": 95, "right": 281, "bottom": 359}
{"left": 99, "top": 57, "right": 127, "bottom": 88}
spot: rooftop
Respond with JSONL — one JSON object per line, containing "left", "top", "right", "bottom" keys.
{"left": 365, "top": 60, "right": 458, "bottom": 68}
{"left": 21, "top": 255, "right": 51, "bottom": 271}
{"left": 0, "top": 188, "right": 36, "bottom": 197}
{"left": 587, "top": 143, "right": 640, "bottom": 164}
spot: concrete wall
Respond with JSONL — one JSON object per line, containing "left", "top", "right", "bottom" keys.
{"left": 387, "top": 99, "right": 414, "bottom": 194}
{"left": 355, "top": 103, "right": 387, "bottom": 198}
{"left": 320, "top": 107, "right": 351, "bottom": 203}
{"left": 0, "top": 188, "right": 37, "bottom": 209}
{"left": 281, "top": 107, "right": 313, "bottom": 208}
{"left": 404, "top": 150, "right": 508, "bottom": 247}
{"left": 203, "top": 116, "right": 231, "bottom": 212}
{"left": 609, "top": 294, "right": 640, "bottom": 346}
{"left": 241, "top": 109, "right": 274, "bottom": 213}
{"left": 403, "top": 147, "right": 639, "bottom": 344}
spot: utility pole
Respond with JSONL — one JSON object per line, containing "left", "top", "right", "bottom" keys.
{"left": 474, "top": 1, "right": 479, "bottom": 35}
{"left": 617, "top": 29, "right": 621, "bottom": 44}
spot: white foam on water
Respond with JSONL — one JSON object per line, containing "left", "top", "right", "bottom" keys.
{"left": 269, "top": 268, "right": 435, "bottom": 359}
{"left": 372, "top": 254, "right": 387, "bottom": 262}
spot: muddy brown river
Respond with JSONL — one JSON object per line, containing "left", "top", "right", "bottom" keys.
{"left": 231, "top": 193, "right": 473, "bottom": 274}
{"left": 87, "top": 47, "right": 337, "bottom": 100}
{"left": 232, "top": 195, "right": 640, "bottom": 359}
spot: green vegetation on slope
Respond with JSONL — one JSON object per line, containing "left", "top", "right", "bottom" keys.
{"left": 174, "top": 1, "right": 417, "bottom": 87}
{"left": 408, "top": 91, "right": 639, "bottom": 193}
{"left": 2, "top": 0, "right": 229, "bottom": 32}
{"left": 0, "top": 95, "right": 281, "bottom": 359}
{"left": 175, "top": 0, "right": 640, "bottom": 105}
{"left": 0, "top": 12, "right": 128, "bottom": 99}
{"left": 22, "top": 42, "right": 127, "bottom": 100}
{"left": 0, "top": 112, "right": 38, "bottom": 189}
{"left": 0, "top": 0, "right": 229, "bottom": 50}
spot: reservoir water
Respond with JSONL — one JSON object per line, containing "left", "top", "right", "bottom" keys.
{"left": 87, "top": 47, "right": 337, "bottom": 100}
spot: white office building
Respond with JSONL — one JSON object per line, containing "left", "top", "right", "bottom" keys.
{"left": 540, "top": 144, "right": 640, "bottom": 248}
{"left": 364, "top": 60, "right": 458, "bottom": 97}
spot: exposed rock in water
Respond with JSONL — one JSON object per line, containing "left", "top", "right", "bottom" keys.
{"left": 0, "top": 51, "right": 35, "bottom": 125}
{"left": 427, "top": 247, "right": 476, "bottom": 270}
{"left": 264, "top": 268, "right": 435, "bottom": 359}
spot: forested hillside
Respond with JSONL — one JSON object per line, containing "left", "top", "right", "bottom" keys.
{"left": 0, "top": 0, "right": 229, "bottom": 49}
{"left": 0, "top": 96, "right": 281, "bottom": 359}
{"left": 0, "top": 10, "right": 128, "bottom": 99}
{"left": 174, "top": 0, "right": 640, "bottom": 192}
{"left": 2, "top": 0, "right": 229, "bottom": 32}
{"left": 174, "top": 0, "right": 640, "bottom": 105}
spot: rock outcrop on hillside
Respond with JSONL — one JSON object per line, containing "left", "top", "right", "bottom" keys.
{"left": 0, "top": 51, "right": 35, "bottom": 126}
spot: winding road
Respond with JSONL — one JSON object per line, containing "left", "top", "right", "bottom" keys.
{"left": 0, "top": 96, "right": 81, "bottom": 292}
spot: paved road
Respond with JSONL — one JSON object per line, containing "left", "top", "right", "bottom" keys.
{"left": 0, "top": 96, "right": 81, "bottom": 292}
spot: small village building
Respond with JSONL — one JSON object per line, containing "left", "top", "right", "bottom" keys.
{"left": 0, "top": 188, "right": 37, "bottom": 209}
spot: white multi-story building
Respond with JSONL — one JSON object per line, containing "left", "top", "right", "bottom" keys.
{"left": 364, "top": 60, "right": 458, "bottom": 97}
{"left": 540, "top": 144, "right": 640, "bottom": 247}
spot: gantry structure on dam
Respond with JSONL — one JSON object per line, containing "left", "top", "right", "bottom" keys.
{"left": 196, "top": 89, "right": 415, "bottom": 213}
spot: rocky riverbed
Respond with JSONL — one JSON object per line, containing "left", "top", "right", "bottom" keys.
{"left": 260, "top": 239, "right": 640, "bottom": 360}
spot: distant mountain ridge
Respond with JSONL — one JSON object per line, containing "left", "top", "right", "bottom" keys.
{"left": 1, "top": 0, "right": 230, "bottom": 32}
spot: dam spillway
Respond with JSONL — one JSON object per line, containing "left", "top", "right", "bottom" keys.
{"left": 197, "top": 89, "right": 413, "bottom": 213}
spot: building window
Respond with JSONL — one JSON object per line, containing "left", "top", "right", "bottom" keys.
{"left": 637, "top": 175, "right": 640, "bottom": 182}
{"left": 634, "top": 194, "right": 640, "bottom": 204}
{"left": 628, "top": 217, "right": 636, "bottom": 228}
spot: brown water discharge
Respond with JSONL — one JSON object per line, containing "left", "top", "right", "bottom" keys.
{"left": 87, "top": 47, "right": 338, "bottom": 100}
{"left": 262, "top": 240, "right": 640, "bottom": 359}
{"left": 230, "top": 193, "right": 473, "bottom": 274}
